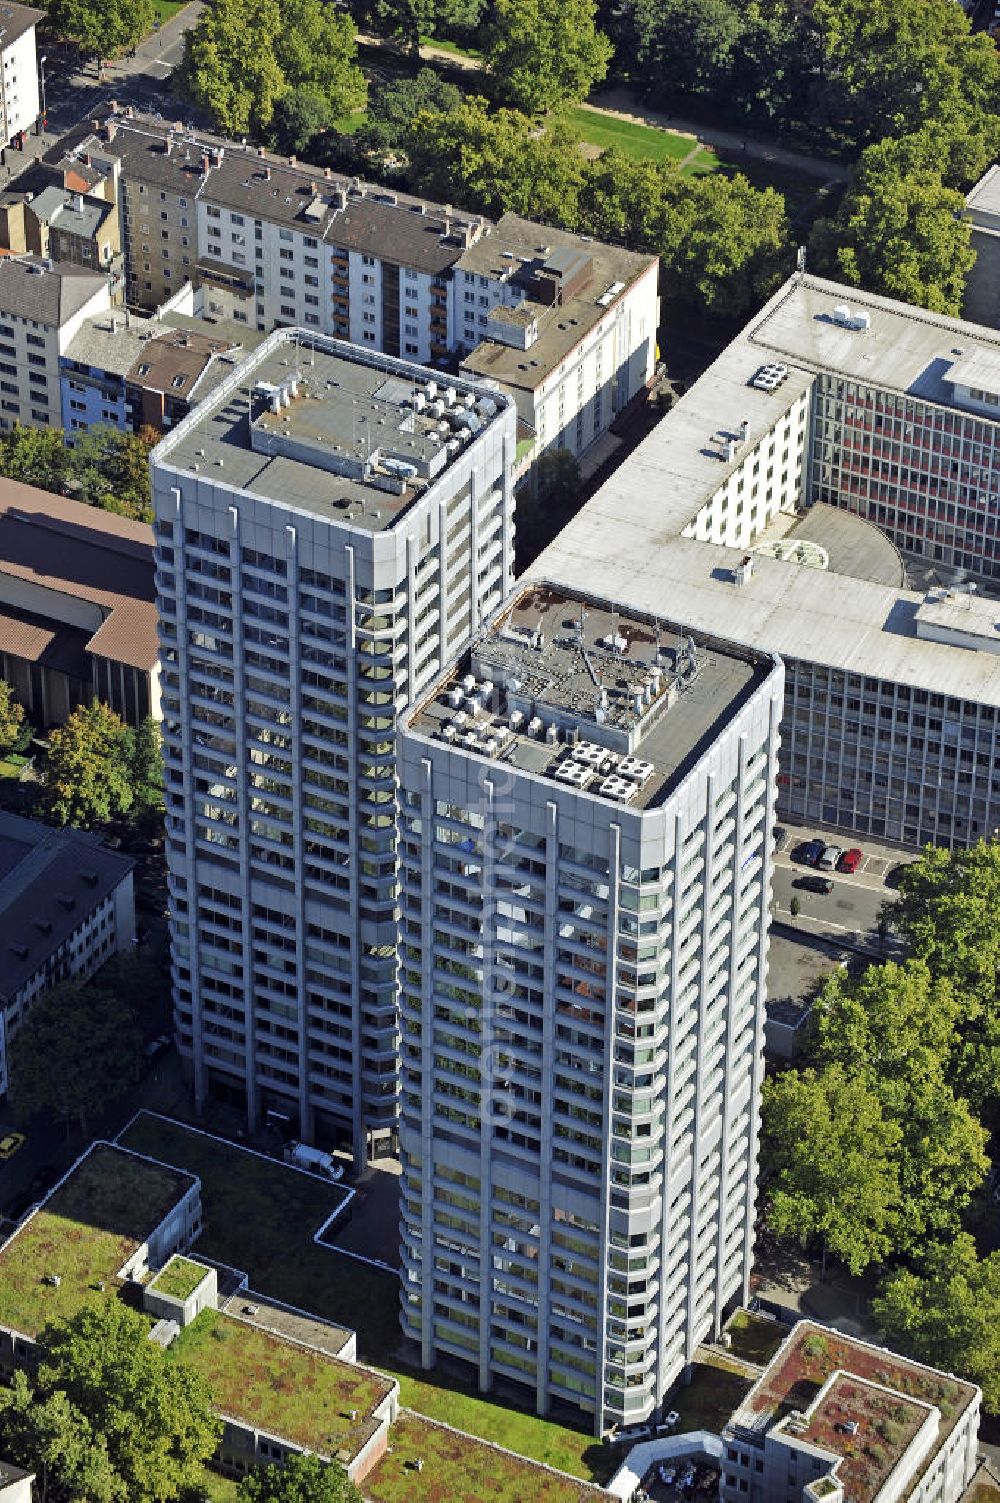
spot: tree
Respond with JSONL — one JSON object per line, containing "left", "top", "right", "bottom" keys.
{"left": 810, "top": 159, "right": 974, "bottom": 315}
{"left": 178, "top": 0, "right": 287, "bottom": 136}
{"left": 655, "top": 171, "right": 791, "bottom": 323}
{"left": 482, "top": 0, "right": 613, "bottom": 114}
{"left": 0, "top": 425, "right": 72, "bottom": 494}
{"left": 273, "top": 0, "right": 367, "bottom": 123}
{"left": 406, "top": 99, "right": 585, "bottom": 223}
{"left": 0, "top": 1370, "right": 123, "bottom": 1503}
{"left": 369, "top": 67, "right": 463, "bottom": 143}
{"left": 632, "top": 0, "right": 740, "bottom": 101}
{"left": 884, "top": 841, "right": 1000, "bottom": 1111}
{"left": 0, "top": 679, "right": 28, "bottom": 758}
{"left": 42, "top": 700, "right": 136, "bottom": 829}
{"left": 365, "top": 0, "right": 483, "bottom": 60}
{"left": 761, "top": 1064, "right": 903, "bottom": 1275}
{"left": 874, "top": 1235, "right": 1000, "bottom": 1410}
{"left": 237, "top": 1454, "right": 363, "bottom": 1503}
{"left": 806, "top": 960, "right": 989, "bottom": 1252}
{"left": 8, "top": 979, "right": 145, "bottom": 1134}
{"left": 269, "top": 86, "right": 336, "bottom": 156}
{"left": 48, "top": 0, "right": 155, "bottom": 58}
{"left": 36, "top": 1302, "right": 220, "bottom": 1503}
{"left": 70, "top": 427, "right": 154, "bottom": 524}
{"left": 130, "top": 715, "right": 165, "bottom": 811}
{"left": 578, "top": 149, "right": 680, "bottom": 247}
{"left": 789, "top": 895, "right": 801, "bottom": 919}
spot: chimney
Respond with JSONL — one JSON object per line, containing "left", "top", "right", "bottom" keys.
{"left": 264, "top": 165, "right": 271, "bottom": 181}
{"left": 289, "top": 155, "right": 297, "bottom": 167}
{"left": 201, "top": 153, "right": 210, "bottom": 176}
{"left": 258, "top": 145, "right": 265, "bottom": 157}
{"left": 324, "top": 166, "right": 332, "bottom": 180}
{"left": 73, "top": 192, "right": 84, "bottom": 213}
{"left": 165, "top": 136, "right": 173, "bottom": 156}
{"left": 311, "top": 180, "right": 319, "bottom": 194}
{"left": 105, "top": 120, "right": 118, "bottom": 143}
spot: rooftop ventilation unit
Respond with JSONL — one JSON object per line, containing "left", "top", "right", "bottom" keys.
{"left": 618, "top": 757, "right": 654, "bottom": 784}
{"left": 554, "top": 761, "right": 594, "bottom": 789}
{"left": 749, "top": 362, "right": 788, "bottom": 393}
{"left": 831, "top": 304, "right": 871, "bottom": 332}
{"left": 527, "top": 716, "right": 543, "bottom": 738}
{"left": 598, "top": 774, "right": 638, "bottom": 802}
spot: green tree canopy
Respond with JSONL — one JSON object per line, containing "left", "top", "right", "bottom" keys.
{"left": 48, "top": 0, "right": 155, "bottom": 57}
{"left": 809, "top": 154, "right": 974, "bottom": 315}
{"left": 406, "top": 98, "right": 585, "bottom": 223}
{"left": 42, "top": 700, "right": 136, "bottom": 829}
{"left": 273, "top": 0, "right": 367, "bottom": 122}
{"left": 8, "top": 978, "right": 145, "bottom": 1134}
{"left": 237, "top": 1453, "right": 363, "bottom": 1503}
{"left": 69, "top": 426, "right": 154, "bottom": 523}
{"left": 655, "top": 171, "right": 790, "bottom": 322}
{"left": 130, "top": 715, "right": 165, "bottom": 811}
{"left": 874, "top": 1234, "right": 1000, "bottom": 1410}
{"left": 0, "top": 1370, "right": 123, "bottom": 1503}
{"left": 179, "top": 0, "right": 289, "bottom": 135}
{"left": 482, "top": 0, "right": 613, "bottom": 113}
{"left": 0, "top": 679, "right": 27, "bottom": 758}
{"left": 761, "top": 1064, "right": 904, "bottom": 1275}
{"left": 0, "top": 425, "right": 72, "bottom": 493}
{"left": 37, "top": 1302, "right": 220, "bottom": 1503}
{"left": 884, "top": 841, "right": 1000, "bottom": 1111}
{"left": 632, "top": 0, "right": 740, "bottom": 100}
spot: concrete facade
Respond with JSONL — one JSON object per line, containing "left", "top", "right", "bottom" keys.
{"left": 397, "top": 583, "right": 783, "bottom": 1432}
{"left": 0, "top": 7, "right": 40, "bottom": 147}
{"left": 152, "top": 329, "right": 516, "bottom": 1159}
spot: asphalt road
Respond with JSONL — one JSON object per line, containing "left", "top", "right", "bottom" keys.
{"left": 770, "top": 825, "right": 910, "bottom": 954}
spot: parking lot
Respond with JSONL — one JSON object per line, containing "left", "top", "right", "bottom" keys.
{"left": 770, "top": 823, "right": 914, "bottom": 954}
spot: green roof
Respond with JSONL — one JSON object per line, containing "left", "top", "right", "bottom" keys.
{"left": 0, "top": 1144, "right": 195, "bottom": 1338}
{"left": 172, "top": 1310, "right": 394, "bottom": 1463}
{"left": 149, "top": 1254, "right": 210, "bottom": 1303}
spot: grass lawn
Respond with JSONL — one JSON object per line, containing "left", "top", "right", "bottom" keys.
{"left": 195, "top": 1467, "right": 240, "bottom": 1503}
{"left": 0, "top": 1144, "right": 194, "bottom": 1337}
{"left": 565, "top": 105, "right": 694, "bottom": 165}
{"left": 150, "top": 0, "right": 188, "bottom": 24}
{"left": 419, "top": 34, "right": 481, "bottom": 58}
{"left": 365, "top": 1413, "right": 605, "bottom": 1503}
{"left": 172, "top": 1309, "right": 393, "bottom": 1460}
{"left": 331, "top": 109, "right": 369, "bottom": 135}
{"left": 724, "top": 1310, "right": 786, "bottom": 1366}
{"left": 149, "top": 1253, "right": 210, "bottom": 1302}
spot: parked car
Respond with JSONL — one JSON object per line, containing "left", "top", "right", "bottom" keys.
{"left": 818, "top": 845, "right": 843, "bottom": 870}
{"left": 794, "top": 874, "right": 835, "bottom": 895}
{"left": 0, "top": 1132, "right": 26, "bottom": 1160}
{"left": 795, "top": 839, "right": 826, "bottom": 866}
{"left": 838, "top": 847, "right": 863, "bottom": 874}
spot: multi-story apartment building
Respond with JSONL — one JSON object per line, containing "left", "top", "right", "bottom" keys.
{"left": 0, "top": 3, "right": 40, "bottom": 148}
{"left": 962, "top": 165, "right": 1000, "bottom": 327}
{"left": 0, "top": 254, "right": 109, "bottom": 431}
{"left": 457, "top": 215, "right": 659, "bottom": 471}
{"left": 720, "top": 1321, "right": 980, "bottom": 1503}
{"left": 397, "top": 582, "right": 783, "bottom": 1431}
{"left": 0, "top": 810, "right": 135, "bottom": 1096}
{"left": 539, "top": 273, "right": 1000, "bottom": 849}
{"left": 151, "top": 329, "right": 516, "bottom": 1157}
{"left": 53, "top": 110, "right": 656, "bottom": 475}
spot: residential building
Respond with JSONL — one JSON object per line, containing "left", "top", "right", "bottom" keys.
{"left": 151, "top": 329, "right": 517, "bottom": 1158}
{"left": 457, "top": 215, "right": 658, "bottom": 474}
{"left": 397, "top": 582, "right": 783, "bottom": 1431}
{"left": 962, "top": 165, "right": 1000, "bottom": 327}
{"left": 720, "top": 1321, "right": 980, "bottom": 1503}
{"left": 61, "top": 308, "right": 159, "bottom": 433}
{"left": 0, "top": 478, "right": 160, "bottom": 725}
{"left": 0, "top": 3, "right": 40, "bottom": 148}
{"left": 0, "top": 254, "right": 110, "bottom": 430}
{"left": 23, "top": 184, "right": 120, "bottom": 273}
{"left": 125, "top": 324, "right": 242, "bottom": 430}
{"left": 50, "top": 110, "right": 656, "bottom": 476}
{"left": 537, "top": 273, "right": 1000, "bottom": 849}
{"left": 0, "top": 1462, "right": 32, "bottom": 1503}
{"left": 0, "top": 811, "right": 135, "bottom": 1096}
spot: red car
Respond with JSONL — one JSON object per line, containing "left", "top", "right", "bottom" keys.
{"left": 838, "top": 847, "right": 863, "bottom": 874}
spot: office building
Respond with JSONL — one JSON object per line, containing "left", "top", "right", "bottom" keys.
{"left": 0, "top": 479, "right": 160, "bottom": 725}
{"left": 51, "top": 109, "right": 657, "bottom": 475}
{"left": 397, "top": 582, "right": 783, "bottom": 1431}
{"left": 0, "top": 3, "right": 40, "bottom": 148}
{"left": 0, "top": 811, "right": 135, "bottom": 1096}
{"left": 720, "top": 1321, "right": 980, "bottom": 1503}
{"left": 151, "top": 329, "right": 516, "bottom": 1157}
{"left": 0, "top": 254, "right": 110, "bottom": 431}
{"left": 537, "top": 273, "right": 1000, "bottom": 849}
